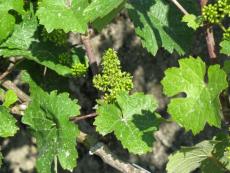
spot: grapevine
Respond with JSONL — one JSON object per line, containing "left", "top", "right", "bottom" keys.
{"left": 0, "top": 0, "right": 230, "bottom": 173}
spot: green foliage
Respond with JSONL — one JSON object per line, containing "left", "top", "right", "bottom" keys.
{"left": 0, "top": 106, "right": 18, "bottom": 137}
{"left": 41, "top": 28, "right": 68, "bottom": 46}
{"left": 3, "top": 89, "right": 18, "bottom": 108}
{"left": 0, "top": 0, "right": 230, "bottom": 172}
{"left": 93, "top": 49, "right": 133, "bottom": 103}
{"left": 83, "top": 0, "right": 125, "bottom": 22}
{"left": 167, "top": 138, "right": 230, "bottom": 173}
{"left": 94, "top": 91, "right": 161, "bottom": 154}
{"left": 0, "top": 152, "right": 2, "bottom": 167}
{"left": 22, "top": 75, "right": 80, "bottom": 173}
{"left": 0, "top": 0, "right": 24, "bottom": 43}
{"left": 182, "top": 14, "right": 203, "bottom": 30}
{"left": 36, "top": 0, "right": 88, "bottom": 33}
{"left": 202, "top": 0, "right": 230, "bottom": 24}
{"left": 127, "top": 0, "right": 197, "bottom": 56}
{"left": 161, "top": 57, "right": 228, "bottom": 134}
{"left": 220, "top": 39, "right": 230, "bottom": 55}
{"left": 226, "top": 146, "right": 230, "bottom": 159}
{"left": 223, "top": 27, "right": 230, "bottom": 40}
{"left": 57, "top": 52, "right": 72, "bottom": 66}
{"left": 92, "top": 1, "right": 126, "bottom": 31}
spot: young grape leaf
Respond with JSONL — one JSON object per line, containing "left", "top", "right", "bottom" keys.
{"left": 0, "top": 0, "right": 24, "bottom": 42}
{"left": 182, "top": 14, "right": 203, "bottom": 30}
{"left": 3, "top": 89, "right": 18, "bottom": 108}
{"left": 94, "top": 91, "right": 161, "bottom": 154}
{"left": 36, "top": 0, "right": 88, "bottom": 33}
{"left": 161, "top": 57, "right": 228, "bottom": 134}
{"left": 167, "top": 141, "right": 215, "bottom": 173}
{"left": 0, "top": 106, "right": 19, "bottom": 137}
{"left": 22, "top": 77, "right": 80, "bottom": 173}
{"left": 83, "top": 0, "right": 125, "bottom": 23}
{"left": 220, "top": 40, "right": 230, "bottom": 56}
{"left": 127, "top": 0, "right": 197, "bottom": 56}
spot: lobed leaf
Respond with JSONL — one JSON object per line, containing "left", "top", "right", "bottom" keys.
{"left": 94, "top": 91, "right": 161, "bottom": 154}
{"left": 161, "top": 57, "right": 228, "bottom": 134}
{"left": 22, "top": 77, "right": 80, "bottom": 173}
{"left": 127, "top": 0, "right": 197, "bottom": 56}
{"left": 182, "top": 14, "right": 203, "bottom": 30}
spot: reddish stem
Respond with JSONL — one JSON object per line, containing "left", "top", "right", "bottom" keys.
{"left": 81, "top": 35, "right": 98, "bottom": 75}
{"left": 200, "top": 0, "right": 217, "bottom": 61}
{"left": 70, "top": 112, "right": 97, "bottom": 122}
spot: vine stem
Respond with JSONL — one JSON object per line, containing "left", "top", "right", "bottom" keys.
{"left": 81, "top": 32, "right": 98, "bottom": 75}
{"left": 200, "top": 0, "right": 217, "bottom": 60}
{"left": 0, "top": 59, "right": 24, "bottom": 81}
{"left": 69, "top": 112, "right": 97, "bottom": 122}
{"left": 169, "top": 0, "right": 189, "bottom": 15}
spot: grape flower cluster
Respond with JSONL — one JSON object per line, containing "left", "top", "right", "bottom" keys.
{"left": 71, "top": 62, "right": 88, "bottom": 77}
{"left": 57, "top": 52, "right": 88, "bottom": 77}
{"left": 93, "top": 49, "right": 133, "bottom": 103}
{"left": 202, "top": 0, "right": 230, "bottom": 24}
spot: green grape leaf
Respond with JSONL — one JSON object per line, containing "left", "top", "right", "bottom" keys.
{"left": 36, "top": 0, "right": 88, "bottom": 33}
{"left": 0, "top": 13, "right": 38, "bottom": 50}
{"left": 182, "top": 14, "right": 203, "bottom": 30}
{"left": 83, "top": 0, "right": 125, "bottom": 23}
{"left": 0, "top": 0, "right": 24, "bottom": 42}
{"left": 92, "top": 1, "right": 126, "bottom": 31}
{"left": 161, "top": 57, "right": 228, "bottom": 134}
{"left": 0, "top": 11, "right": 82, "bottom": 77}
{"left": 167, "top": 137, "right": 230, "bottom": 173}
{"left": 223, "top": 60, "right": 230, "bottom": 75}
{"left": 127, "top": 0, "right": 196, "bottom": 56}
{"left": 94, "top": 91, "right": 161, "bottom": 154}
{"left": 220, "top": 40, "right": 230, "bottom": 56}
{"left": 0, "top": 43, "right": 73, "bottom": 76}
{"left": 3, "top": 89, "right": 18, "bottom": 108}
{"left": 0, "top": 152, "right": 2, "bottom": 167}
{"left": 0, "top": 106, "right": 19, "bottom": 137}
{"left": 167, "top": 141, "right": 215, "bottom": 173}
{"left": 22, "top": 76, "right": 80, "bottom": 173}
